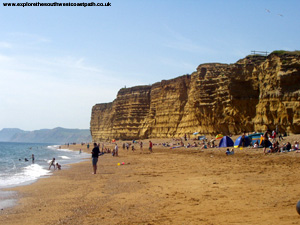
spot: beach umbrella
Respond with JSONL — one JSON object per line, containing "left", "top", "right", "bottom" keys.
{"left": 193, "top": 132, "right": 199, "bottom": 135}
{"left": 216, "top": 134, "right": 223, "bottom": 139}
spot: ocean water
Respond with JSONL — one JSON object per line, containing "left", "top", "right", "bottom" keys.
{"left": 0, "top": 142, "right": 89, "bottom": 209}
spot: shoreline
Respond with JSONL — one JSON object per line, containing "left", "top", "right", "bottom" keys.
{"left": 0, "top": 144, "right": 90, "bottom": 211}
{"left": 1, "top": 135, "right": 300, "bottom": 224}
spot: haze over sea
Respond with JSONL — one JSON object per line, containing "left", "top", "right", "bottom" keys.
{"left": 0, "top": 142, "right": 89, "bottom": 209}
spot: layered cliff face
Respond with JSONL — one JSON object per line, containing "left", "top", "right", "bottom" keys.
{"left": 253, "top": 53, "right": 300, "bottom": 133}
{"left": 90, "top": 52, "right": 300, "bottom": 141}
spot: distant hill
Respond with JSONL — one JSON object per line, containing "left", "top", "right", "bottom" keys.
{"left": 0, "top": 127, "right": 92, "bottom": 143}
{"left": 0, "top": 128, "right": 25, "bottom": 142}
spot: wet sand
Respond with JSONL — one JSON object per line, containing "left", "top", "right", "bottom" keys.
{"left": 1, "top": 135, "right": 300, "bottom": 224}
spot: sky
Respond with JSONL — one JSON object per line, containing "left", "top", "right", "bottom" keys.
{"left": 0, "top": 0, "right": 299, "bottom": 131}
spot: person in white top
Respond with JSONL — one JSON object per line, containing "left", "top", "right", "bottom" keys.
{"left": 115, "top": 144, "right": 119, "bottom": 156}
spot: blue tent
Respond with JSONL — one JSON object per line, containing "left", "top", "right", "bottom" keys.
{"left": 234, "top": 135, "right": 251, "bottom": 148}
{"left": 247, "top": 133, "right": 263, "bottom": 145}
{"left": 218, "top": 136, "right": 234, "bottom": 147}
{"left": 198, "top": 135, "right": 206, "bottom": 140}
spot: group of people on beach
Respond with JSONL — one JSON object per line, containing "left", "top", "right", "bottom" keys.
{"left": 237, "top": 129, "right": 297, "bottom": 154}
{"left": 161, "top": 138, "right": 217, "bottom": 150}
{"left": 21, "top": 155, "right": 62, "bottom": 170}
{"left": 261, "top": 129, "right": 298, "bottom": 154}
{"left": 90, "top": 140, "right": 153, "bottom": 174}
{"left": 158, "top": 129, "right": 298, "bottom": 156}
{"left": 88, "top": 129, "right": 298, "bottom": 174}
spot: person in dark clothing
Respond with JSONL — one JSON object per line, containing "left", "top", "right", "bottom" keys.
{"left": 263, "top": 130, "right": 270, "bottom": 154}
{"left": 91, "top": 143, "right": 100, "bottom": 174}
{"left": 241, "top": 132, "right": 246, "bottom": 147}
{"left": 278, "top": 133, "right": 284, "bottom": 141}
{"left": 286, "top": 142, "right": 292, "bottom": 151}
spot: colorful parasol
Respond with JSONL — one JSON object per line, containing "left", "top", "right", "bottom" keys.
{"left": 215, "top": 134, "right": 224, "bottom": 140}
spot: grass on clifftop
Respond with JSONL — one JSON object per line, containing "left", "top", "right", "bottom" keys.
{"left": 271, "top": 50, "right": 300, "bottom": 55}
{"left": 247, "top": 50, "right": 300, "bottom": 57}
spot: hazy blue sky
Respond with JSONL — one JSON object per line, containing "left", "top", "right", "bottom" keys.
{"left": 0, "top": 0, "right": 299, "bottom": 131}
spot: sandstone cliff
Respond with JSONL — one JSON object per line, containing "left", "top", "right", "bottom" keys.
{"left": 91, "top": 51, "right": 300, "bottom": 141}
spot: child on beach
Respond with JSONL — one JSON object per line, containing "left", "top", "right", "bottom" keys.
{"left": 226, "top": 148, "right": 234, "bottom": 156}
{"left": 56, "top": 163, "right": 61, "bottom": 170}
{"left": 49, "top": 158, "right": 55, "bottom": 170}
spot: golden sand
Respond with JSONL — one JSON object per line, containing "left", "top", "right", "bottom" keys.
{"left": 1, "top": 135, "right": 300, "bottom": 224}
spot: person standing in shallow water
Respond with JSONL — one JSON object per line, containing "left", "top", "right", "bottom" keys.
{"left": 91, "top": 143, "right": 100, "bottom": 174}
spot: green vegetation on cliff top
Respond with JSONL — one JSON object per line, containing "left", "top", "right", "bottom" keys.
{"left": 271, "top": 50, "right": 300, "bottom": 55}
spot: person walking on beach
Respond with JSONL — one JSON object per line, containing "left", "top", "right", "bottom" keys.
{"left": 263, "top": 130, "right": 270, "bottom": 154}
{"left": 49, "top": 158, "right": 55, "bottom": 170}
{"left": 91, "top": 143, "right": 100, "bottom": 174}
{"left": 140, "top": 141, "right": 143, "bottom": 154}
{"left": 149, "top": 140, "right": 153, "bottom": 153}
{"left": 114, "top": 143, "right": 119, "bottom": 157}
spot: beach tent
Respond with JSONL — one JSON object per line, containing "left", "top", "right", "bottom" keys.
{"left": 218, "top": 136, "right": 234, "bottom": 147}
{"left": 234, "top": 136, "right": 251, "bottom": 148}
{"left": 248, "top": 133, "right": 263, "bottom": 145}
{"left": 198, "top": 135, "right": 206, "bottom": 140}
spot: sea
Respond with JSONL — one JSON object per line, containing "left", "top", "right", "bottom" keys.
{"left": 0, "top": 142, "right": 89, "bottom": 209}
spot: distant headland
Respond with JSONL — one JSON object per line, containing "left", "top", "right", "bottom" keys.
{"left": 0, "top": 127, "right": 92, "bottom": 143}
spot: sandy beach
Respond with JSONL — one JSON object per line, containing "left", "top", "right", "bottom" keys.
{"left": 1, "top": 135, "right": 300, "bottom": 225}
